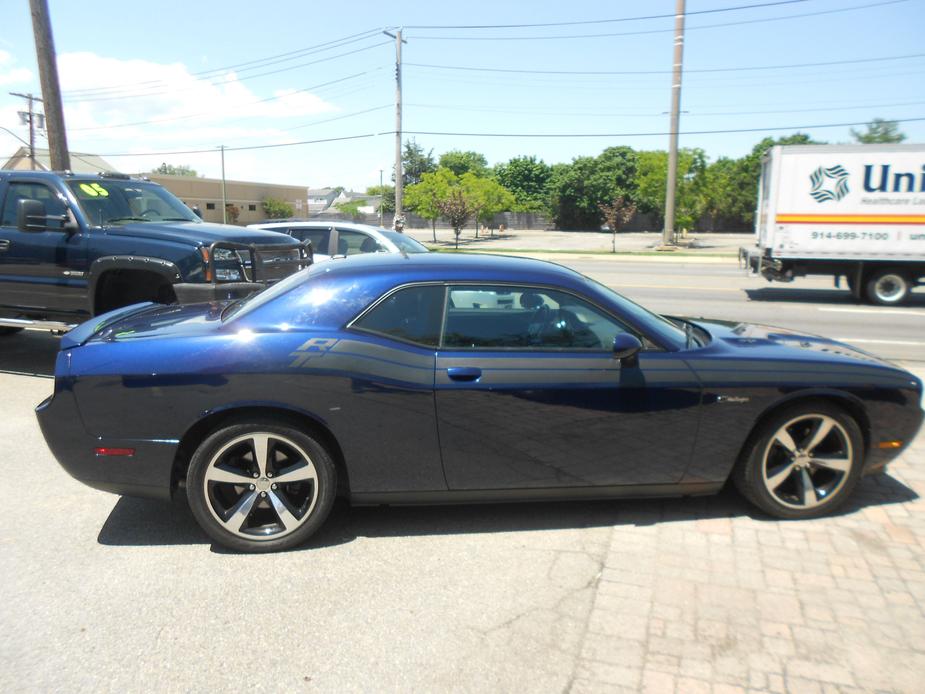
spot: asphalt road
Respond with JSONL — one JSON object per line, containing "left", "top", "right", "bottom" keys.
{"left": 1, "top": 258, "right": 924, "bottom": 692}
{"left": 569, "top": 257, "right": 925, "bottom": 363}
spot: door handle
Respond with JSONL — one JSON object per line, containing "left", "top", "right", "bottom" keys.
{"left": 447, "top": 366, "right": 482, "bottom": 382}
{"left": 0, "top": 239, "right": 9, "bottom": 252}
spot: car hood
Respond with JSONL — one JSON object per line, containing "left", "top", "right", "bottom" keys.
{"left": 62, "top": 301, "right": 226, "bottom": 348}
{"left": 105, "top": 221, "right": 300, "bottom": 248}
{"left": 690, "top": 317, "right": 895, "bottom": 368}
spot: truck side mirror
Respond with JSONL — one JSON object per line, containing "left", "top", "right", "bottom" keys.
{"left": 17, "top": 198, "right": 48, "bottom": 233}
{"left": 612, "top": 333, "right": 642, "bottom": 368}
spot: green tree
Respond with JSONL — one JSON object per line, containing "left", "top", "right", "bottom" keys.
{"left": 439, "top": 150, "right": 489, "bottom": 178}
{"left": 151, "top": 162, "right": 198, "bottom": 177}
{"left": 337, "top": 199, "right": 365, "bottom": 221}
{"left": 366, "top": 184, "right": 395, "bottom": 213}
{"left": 401, "top": 138, "right": 437, "bottom": 186}
{"left": 405, "top": 168, "right": 458, "bottom": 241}
{"left": 461, "top": 173, "right": 514, "bottom": 236}
{"left": 635, "top": 148, "right": 706, "bottom": 230}
{"left": 494, "top": 155, "right": 552, "bottom": 211}
{"left": 851, "top": 118, "right": 906, "bottom": 143}
{"left": 548, "top": 146, "right": 638, "bottom": 229}
{"left": 262, "top": 197, "right": 293, "bottom": 219}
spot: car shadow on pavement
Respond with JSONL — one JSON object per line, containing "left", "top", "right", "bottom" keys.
{"left": 745, "top": 287, "right": 925, "bottom": 306}
{"left": 0, "top": 330, "right": 60, "bottom": 377}
{"left": 96, "top": 472, "right": 918, "bottom": 553}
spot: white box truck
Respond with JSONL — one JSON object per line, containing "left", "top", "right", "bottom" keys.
{"left": 741, "top": 144, "right": 925, "bottom": 304}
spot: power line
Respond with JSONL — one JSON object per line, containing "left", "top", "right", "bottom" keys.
{"left": 402, "top": 117, "right": 925, "bottom": 138}
{"left": 68, "top": 70, "right": 383, "bottom": 131}
{"left": 405, "top": 52, "right": 925, "bottom": 76}
{"left": 98, "top": 132, "right": 385, "bottom": 158}
{"left": 405, "top": 99, "right": 925, "bottom": 119}
{"left": 409, "top": 0, "right": 908, "bottom": 40}
{"left": 64, "top": 40, "right": 391, "bottom": 103}
{"left": 62, "top": 29, "right": 382, "bottom": 96}
{"left": 405, "top": 0, "right": 809, "bottom": 29}
{"left": 90, "top": 116, "right": 925, "bottom": 158}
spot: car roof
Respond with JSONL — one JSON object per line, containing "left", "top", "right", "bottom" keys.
{"left": 248, "top": 220, "right": 385, "bottom": 233}
{"left": 308, "top": 251, "right": 584, "bottom": 286}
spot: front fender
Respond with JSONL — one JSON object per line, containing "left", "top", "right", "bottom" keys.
{"left": 87, "top": 255, "right": 183, "bottom": 313}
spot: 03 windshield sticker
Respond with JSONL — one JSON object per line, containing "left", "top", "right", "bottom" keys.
{"left": 77, "top": 182, "right": 110, "bottom": 197}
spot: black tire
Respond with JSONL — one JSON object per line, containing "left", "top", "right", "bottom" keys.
{"left": 865, "top": 268, "right": 910, "bottom": 306}
{"left": 0, "top": 327, "right": 24, "bottom": 336}
{"left": 734, "top": 402, "right": 864, "bottom": 519}
{"left": 187, "top": 419, "right": 337, "bottom": 552}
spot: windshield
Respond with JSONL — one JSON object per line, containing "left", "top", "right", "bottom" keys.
{"left": 67, "top": 179, "right": 200, "bottom": 226}
{"left": 581, "top": 275, "right": 688, "bottom": 350}
{"left": 378, "top": 230, "right": 428, "bottom": 253}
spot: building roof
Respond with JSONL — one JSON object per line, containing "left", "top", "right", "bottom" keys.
{"left": 2, "top": 147, "right": 119, "bottom": 173}
{"left": 307, "top": 188, "right": 337, "bottom": 197}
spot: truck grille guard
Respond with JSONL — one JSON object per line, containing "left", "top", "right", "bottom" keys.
{"left": 204, "top": 239, "right": 313, "bottom": 285}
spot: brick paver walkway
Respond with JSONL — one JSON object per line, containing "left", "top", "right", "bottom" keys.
{"left": 570, "top": 367, "right": 925, "bottom": 693}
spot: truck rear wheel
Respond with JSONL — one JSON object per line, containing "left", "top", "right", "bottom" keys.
{"left": 865, "top": 269, "right": 910, "bottom": 305}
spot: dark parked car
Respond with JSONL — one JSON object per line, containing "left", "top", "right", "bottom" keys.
{"left": 38, "top": 254, "right": 923, "bottom": 552}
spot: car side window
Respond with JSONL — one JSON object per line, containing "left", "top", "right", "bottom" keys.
{"left": 443, "top": 285, "right": 634, "bottom": 350}
{"left": 1, "top": 182, "right": 68, "bottom": 228}
{"left": 290, "top": 227, "right": 330, "bottom": 254}
{"left": 336, "top": 229, "right": 382, "bottom": 256}
{"left": 352, "top": 285, "right": 445, "bottom": 347}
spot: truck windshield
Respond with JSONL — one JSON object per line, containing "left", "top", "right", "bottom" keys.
{"left": 66, "top": 179, "right": 200, "bottom": 226}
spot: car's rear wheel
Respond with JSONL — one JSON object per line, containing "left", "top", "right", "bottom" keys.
{"left": 187, "top": 420, "right": 336, "bottom": 552}
{"left": 735, "top": 403, "right": 863, "bottom": 519}
{"left": 865, "top": 268, "right": 910, "bottom": 305}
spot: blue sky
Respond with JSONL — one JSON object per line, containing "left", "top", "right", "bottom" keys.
{"left": 1, "top": 0, "right": 922, "bottom": 191}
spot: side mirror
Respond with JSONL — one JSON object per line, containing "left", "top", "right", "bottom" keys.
{"left": 191, "top": 205, "right": 203, "bottom": 218}
{"left": 17, "top": 198, "right": 48, "bottom": 233}
{"left": 613, "top": 333, "right": 643, "bottom": 367}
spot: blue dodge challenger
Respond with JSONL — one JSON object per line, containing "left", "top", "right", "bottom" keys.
{"left": 37, "top": 253, "right": 923, "bottom": 552}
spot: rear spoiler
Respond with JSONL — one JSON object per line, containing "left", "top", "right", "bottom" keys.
{"left": 59, "top": 302, "right": 157, "bottom": 350}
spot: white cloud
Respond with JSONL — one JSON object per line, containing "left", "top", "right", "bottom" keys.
{"left": 0, "top": 49, "right": 32, "bottom": 86}
{"left": 58, "top": 52, "right": 338, "bottom": 134}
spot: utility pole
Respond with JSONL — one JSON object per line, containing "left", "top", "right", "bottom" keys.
{"left": 383, "top": 28, "right": 407, "bottom": 229}
{"left": 29, "top": 0, "right": 69, "bottom": 171}
{"left": 219, "top": 145, "right": 227, "bottom": 224}
{"left": 662, "top": 0, "right": 686, "bottom": 247}
{"left": 378, "top": 168, "right": 384, "bottom": 226}
{"left": 10, "top": 92, "right": 43, "bottom": 170}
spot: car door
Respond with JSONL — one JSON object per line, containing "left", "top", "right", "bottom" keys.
{"left": 286, "top": 226, "right": 333, "bottom": 261}
{"left": 0, "top": 179, "right": 88, "bottom": 314}
{"left": 434, "top": 284, "right": 702, "bottom": 490}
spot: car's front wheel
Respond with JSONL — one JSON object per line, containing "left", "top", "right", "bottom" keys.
{"left": 735, "top": 403, "right": 863, "bottom": 519}
{"left": 187, "top": 420, "right": 337, "bottom": 552}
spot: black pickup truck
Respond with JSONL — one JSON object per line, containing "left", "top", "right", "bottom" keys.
{"left": 0, "top": 170, "right": 310, "bottom": 334}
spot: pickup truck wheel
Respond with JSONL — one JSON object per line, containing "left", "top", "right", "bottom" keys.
{"left": 0, "top": 327, "right": 24, "bottom": 336}
{"left": 865, "top": 269, "right": 910, "bottom": 305}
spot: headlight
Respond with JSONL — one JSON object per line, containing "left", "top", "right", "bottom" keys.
{"left": 215, "top": 268, "right": 242, "bottom": 281}
{"left": 212, "top": 248, "right": 241, "bottom": 262}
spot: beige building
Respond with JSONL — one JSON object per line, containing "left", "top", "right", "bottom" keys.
{"left": 147, "top": 174, "right": 308, "bottom": 225}
{"left": 2, "top": 147, "right": 310, "bottom": 226}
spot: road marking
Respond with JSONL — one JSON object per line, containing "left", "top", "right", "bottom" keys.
{"left": 613, "top": 283, "right": 742, "bottom": 292}
{"left": 819, "top": 307, "right": 925, "bottom": 317}
{"left": 835, "top": 338, "right": 925, "bottom": 347}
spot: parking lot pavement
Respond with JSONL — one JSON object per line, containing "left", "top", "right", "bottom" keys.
{"left": 1, "top": 359, "right": 923, "bottom": 692}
